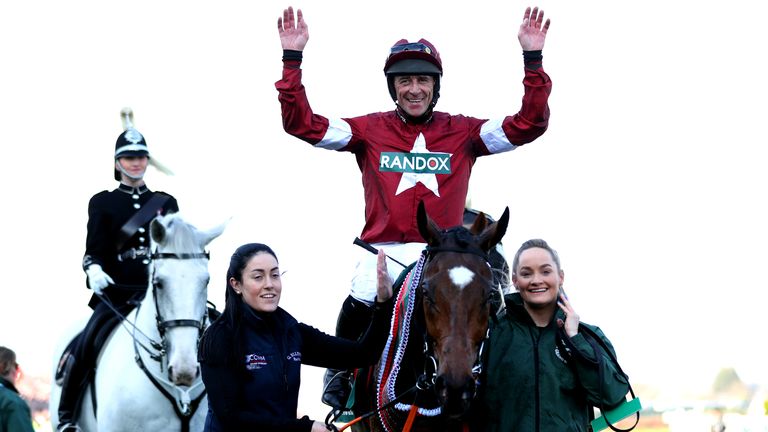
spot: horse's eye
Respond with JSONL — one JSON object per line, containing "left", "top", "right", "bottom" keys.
{"left": 423, "top": 294, "right": 434, "bottom": 306}
{"left": 154, "top": 279, "right": 164, "bottom": 290}
{"left": 422, "top": 291, "right": 439, "bottom": 312}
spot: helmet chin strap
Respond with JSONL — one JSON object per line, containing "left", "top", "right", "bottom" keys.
{"left": 116, "top": 162, "right": 146, "bottom": 181}
{"left": 395, "top": 104, "right": 434, "bottom": 124}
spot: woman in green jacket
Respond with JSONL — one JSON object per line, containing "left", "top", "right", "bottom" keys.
{"left": 473, "top": 239, "right": 630, "bottom": 432}
{"left": 0, "top": 346, "right": 35, "bottom": 432}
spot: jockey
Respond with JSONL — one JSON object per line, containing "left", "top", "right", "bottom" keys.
{"left": 276, "top": 6, "right": 552, "bottom": 410}
{"left": 55, "top": 108, "right": 179, "bottom": 432}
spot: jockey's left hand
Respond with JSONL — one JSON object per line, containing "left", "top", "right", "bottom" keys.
{"left": 375, "top": 249, "right": 394, "bottom": 303}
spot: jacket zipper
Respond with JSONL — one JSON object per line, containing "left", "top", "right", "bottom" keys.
{"left": 532, "top": 327, "right": 541, "bottom": 432}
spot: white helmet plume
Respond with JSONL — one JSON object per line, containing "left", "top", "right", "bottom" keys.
{"left": 120, "top": 107, "right": 135, "bottom": 131}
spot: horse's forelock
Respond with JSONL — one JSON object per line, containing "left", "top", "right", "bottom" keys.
{"left": 156, "top": 214, "right": 203, "bottom": 253}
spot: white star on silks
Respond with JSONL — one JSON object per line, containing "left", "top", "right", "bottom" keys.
{"left": 395, "top": 133, "right": 445, "bottom": 197}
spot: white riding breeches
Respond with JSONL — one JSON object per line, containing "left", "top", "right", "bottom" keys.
{"left": 349, "top": 242, "right": 426, "bottom": 305}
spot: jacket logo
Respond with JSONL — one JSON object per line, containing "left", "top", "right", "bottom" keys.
{"left": 554, "top": 347, "right": 570, "bottom": 365}
{"left": 385, "top": 133, "right": 449, "bottom": 196}
{"left": 245, "top": 353, "right": 268, "bottom": 370}
{"left": 379, "top": 152, "right": 451, "bottom": 174}
{"left": 286, "top": 351, "right": 301, "bottom": 362}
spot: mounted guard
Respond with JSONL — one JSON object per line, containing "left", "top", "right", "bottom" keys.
{"left": 54, "top": 108, "right": 179, "bottom": 431}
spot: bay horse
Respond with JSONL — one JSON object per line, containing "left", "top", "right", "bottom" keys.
{"left": 49, "top": 213, "right": 226, "bottom": 432}
{"left": 347, "top": 201, "right": 509, "bottom": 432}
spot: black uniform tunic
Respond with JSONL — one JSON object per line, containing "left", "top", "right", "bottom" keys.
{"left": 58, "top": 183, "right": 179, "bottom": 422}
{"left": 82, "top": 183, "right": 178, "bottom": 308}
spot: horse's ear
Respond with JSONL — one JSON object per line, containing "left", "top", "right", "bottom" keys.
{"left": 150, "top": 216, "right": 167, "bottom": 246}
{"left": 468, "top": 211, "right": 489, "bottom": 235}
{"left": 417, "top": 201, "right": 441, "bottom": 245}
{"left": 199, "top": 217, "right": 230, "bottom": 246}
{"left": 478, "top": 207, "right": 510, "bottom": 252}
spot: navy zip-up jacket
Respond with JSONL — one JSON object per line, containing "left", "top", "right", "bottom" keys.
{"left": 201, "top": 299, "right": 392, "bottom": 432}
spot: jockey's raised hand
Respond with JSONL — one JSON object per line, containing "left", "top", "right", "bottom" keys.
{"left": 278, "top": 6, "right": 309, "bottom": 51}
{"left": 518, "top": 6, "right": 550, "bottom": 51}
{"left": 376, "top": 249, "right": 394, "bottom": 303}
{"left": 85, "top": 264, "right": 114, "bottom": 295}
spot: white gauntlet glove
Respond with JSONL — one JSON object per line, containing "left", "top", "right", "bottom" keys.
{"left": 86, "top": 264, "right": 114, "bottom": 295}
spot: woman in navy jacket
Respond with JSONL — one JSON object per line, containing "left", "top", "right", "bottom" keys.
{"left": 199, "top": 243, "right": 393, "bottom": 432}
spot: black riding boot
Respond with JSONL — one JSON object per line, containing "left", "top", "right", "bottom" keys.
{"left": 56, "top": 353, "right": 87, "bottom": 432}
{"left": 321, "top": 295, "right": 375, "bottom": 409}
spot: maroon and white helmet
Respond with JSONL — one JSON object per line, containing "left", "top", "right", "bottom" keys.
{"left": 383, "top": 39, "right": 443, "bottom": 106}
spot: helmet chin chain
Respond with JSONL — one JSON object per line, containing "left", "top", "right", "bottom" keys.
{"left": 117, "top": 163, "right": 146, "bottom": 181}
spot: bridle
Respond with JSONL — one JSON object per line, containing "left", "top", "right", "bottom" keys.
{"left": 92, "top": 250, "right": 211, "bottom": 431}
{"left": 132, "top": 250, "right": 211, "bottom": 432}
{"left": 360, "top": 240, "right": 494, "bottom": 432}
{"left": 151, "top": 252, "right": 211, "bottom": 344}
{"left": 419, "top": 240, "right": 494, "bottom": 399}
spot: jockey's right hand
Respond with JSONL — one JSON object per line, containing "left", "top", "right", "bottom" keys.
{"left": 376, "top": 249, "right": 394, "bottom": 303}
{"left": 86, "top": 264, "right": 114, "bottom": 295}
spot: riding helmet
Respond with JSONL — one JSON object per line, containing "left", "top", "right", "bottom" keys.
{"left": 383, "top": 38, "right": 443, "bottom": 106}
{"left": 113, "top": 108, "right": 172, "bottom": 180}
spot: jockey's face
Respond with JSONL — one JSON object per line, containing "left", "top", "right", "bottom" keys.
{"left": 512, "top": 247, "right": 564, "bottom": 310}
{"left": 231, "top": 252, "right": 282, "bottom": 313}
{"left": 394, "top": 75, "right": 435, "bottom": 117}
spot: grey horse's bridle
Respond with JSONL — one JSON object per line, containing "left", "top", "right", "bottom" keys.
{"left": 131, "top": 251, "right": 211, "bottom": 429}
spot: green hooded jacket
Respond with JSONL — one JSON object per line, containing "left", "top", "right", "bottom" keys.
{"left": 473, "top": 293, "right": 630, "bottom": 432}
{"left": 0, "top": 377, "right": 35, "bottom": 432}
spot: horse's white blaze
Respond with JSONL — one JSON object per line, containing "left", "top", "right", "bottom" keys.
{"left": 449, "top": 266, "right": 475, "bottom": 289}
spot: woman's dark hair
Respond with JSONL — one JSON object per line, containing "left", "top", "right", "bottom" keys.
{"left": 199, "top": 243, "right": 278, "bottom": 366}
{"left": 511, "top": 238, "right": 562, "bottom": 276}
{"left": 0, "top": 346, "right": 16, "bottom": 377}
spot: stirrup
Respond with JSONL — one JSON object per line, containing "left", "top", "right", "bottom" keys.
{"left": 57, "top": 423, "right": 83, "bottom": 432}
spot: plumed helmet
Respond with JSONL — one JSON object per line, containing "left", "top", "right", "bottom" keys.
{"left": 383, "top": 38, "right": 443, "bottom": 105}
{"left": 113, "top": 108, "right": 173, "bottom": 180}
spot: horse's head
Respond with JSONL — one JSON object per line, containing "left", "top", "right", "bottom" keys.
{"left": 417, "top": 201, "right": 509, "bottom": 419}
{"left": 149, "top": 213, "right": 227, "bottom": 387}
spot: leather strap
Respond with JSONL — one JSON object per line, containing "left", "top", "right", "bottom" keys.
{"left": 116, "top": 193, "right": 170, "bottom": 252}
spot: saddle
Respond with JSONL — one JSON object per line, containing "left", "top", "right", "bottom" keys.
{"left": 55, "top": 338, "right": 78, "bottom": 386}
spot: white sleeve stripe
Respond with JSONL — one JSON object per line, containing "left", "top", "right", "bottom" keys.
{"left": 317, "top": 118, "right": 353, "bottom": 150}
{"left": 480, "top": 117, "right": 518, "bottom": 154}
